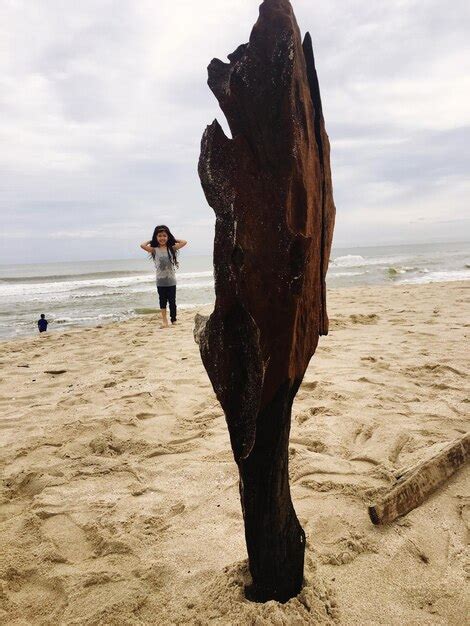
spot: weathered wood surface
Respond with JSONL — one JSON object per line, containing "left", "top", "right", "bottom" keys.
{"left": 195, "top": 0, "right": 335, "bottom": 602}
{"left": 369, "top": 432, "right": 470, "bottom": 525}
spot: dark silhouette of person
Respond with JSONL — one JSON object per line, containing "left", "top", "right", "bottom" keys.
{"left": 37, "top": 314, "right": 48, "bottom": 333}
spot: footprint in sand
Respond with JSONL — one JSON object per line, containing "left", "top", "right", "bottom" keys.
{"left": 405, "top": 363, "right": 468, "bottom": 389}
{"left": 136, "top": 412, "right": 157, "bottom": 420}
{"left": 89, "top": 434, "right": 124, "bottom": 456}
{"left": 41, "top": 514, "right": 94, "bottom": 562}
{"left": 167, "top": 430, "right": 206, "bottom": 447}
{"left": 145, "top": 441, "right": 196, "bottom": 458}
{"left": 5, "top": 470, "right": 62, "bottom": 499}
{"left": 170, "top": 502, "right": 186, "bottom": 516}
{"left": 59, "top": 394, "right": 90, "bottom": 407}
{"left": 300, "top": 380, "right": 319, "bottom": 391}
{"left": 356, "top": 376, "right": 382, "bottom": 384}
{"left": 293, "top": 407, "right": 330, "bottom": 431}
{"left": 107, "top": 355, "right": 123, "bottom": 365}
{"left": 4, "top": 572, "right": 68, "bottom": 621}
{"left": 353, "top": 423, "right": 374, "bottom": 445}
{"left": 191, "top": 406, "right": 222, "bottom": 424}
{"left": 61, "top": 580, "right": 147, "bottom": 623}
{"left": 331, "top": 313, "right": 379, "bottom": 329}
{"left": 310, "top": 515, "right": 378, "bottom": 565}
{"left": 121, "top": 391, "right": 153, "bottom": 400}
{"left": 290, "top": 436, "right": 327, "bottom": 453}
{"left": 350, "top": 423, "right": 410, "bottom": 466}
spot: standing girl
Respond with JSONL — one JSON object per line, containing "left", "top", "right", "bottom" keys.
{"left": 140, "top": 225, "right": 187, "bottom": 328}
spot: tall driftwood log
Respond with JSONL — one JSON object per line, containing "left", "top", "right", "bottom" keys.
{"left": 195, "top": 0, "right": 335, "bottom": 603}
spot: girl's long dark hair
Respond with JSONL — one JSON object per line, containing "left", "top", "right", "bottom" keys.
{"left": 150, "top": 225, "right": 179, "bottom": 268}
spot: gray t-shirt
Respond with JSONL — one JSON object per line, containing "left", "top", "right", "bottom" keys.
{"left": 153, "top": 247, "right": 176, "bottom": 287}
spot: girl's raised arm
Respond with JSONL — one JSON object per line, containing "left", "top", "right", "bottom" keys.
{"left": 173, "top": 239, "right": 187, "bottom": 250}
{"left": 140, "top": 240, "right": 154, "bottom": 253}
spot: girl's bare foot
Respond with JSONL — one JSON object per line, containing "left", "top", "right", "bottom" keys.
{"left": 159, "top": 324, "right": 169, "bottom": 329}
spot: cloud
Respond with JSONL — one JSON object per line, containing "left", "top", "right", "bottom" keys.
{"left": 0, "top": 0, "right": 469, "bottom": 262}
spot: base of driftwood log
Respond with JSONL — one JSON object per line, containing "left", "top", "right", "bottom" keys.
{"left": 244, "top": 581, "right": 303, "bottom": 604}
{"left": 239, "top": 380, "right": 305, "bottom": 602}
{"left": 369, "top": 432, "right": 469, "bottom": 524}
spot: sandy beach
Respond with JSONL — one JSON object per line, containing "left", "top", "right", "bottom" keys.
{"left": 0, "top": 280, "right": 468, "bottom": 625}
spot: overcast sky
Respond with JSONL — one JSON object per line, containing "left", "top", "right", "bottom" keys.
{"left": 1, "top": 0, "right": 469, "bottom": 264}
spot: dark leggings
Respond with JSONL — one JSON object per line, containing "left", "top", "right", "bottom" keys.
{"left": 157, "top": 285, "right": 177, "bottom": 322}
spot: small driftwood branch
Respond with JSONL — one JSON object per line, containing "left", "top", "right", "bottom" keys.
{"left": 369, "top": 432, "right": 470, "bottom": 524}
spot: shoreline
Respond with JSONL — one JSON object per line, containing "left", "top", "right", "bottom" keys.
{"left": 0, "top": 279, "right": 468, "bottom": 624}
{"left": 1, "top": 279, "right": 469, "bottom": 344}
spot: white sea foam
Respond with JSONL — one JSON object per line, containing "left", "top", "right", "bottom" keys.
{"left": 177, "top": 271, "right": 213, "bottom": 279}
{"left": 332, "top": 254, "right": 404, "bottom": 268}
{"left": 177, "top": 302, "right": 213, "bottom": 310}
{"left": 0, "top": 274, "right": 151, "bottom": 297}
{"left": 178, "top": 280, "right": 214, "bottom": 290}
{"left": 399, "top": 269, "right": 470, "bottom": 284}
{"left": 332, "top": 254, "right": 366, "bottom": 267}
{"left": 332, "top": 271, "right": 366, "bottom": 277}
{"left": 55, "top": 313, "right": 121, "bottom": 324}
{"left": 0, "top": 273, "right": 214, "bottom": 300}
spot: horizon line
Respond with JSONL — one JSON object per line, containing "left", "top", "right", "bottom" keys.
{"left": 0, "top": 239, "right": 468, "bottom": 268}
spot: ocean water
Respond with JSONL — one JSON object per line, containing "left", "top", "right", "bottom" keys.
{"left": 0, "top": 242, "right": 468, "bottom": 340}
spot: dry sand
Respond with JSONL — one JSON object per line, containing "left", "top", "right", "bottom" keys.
{"left": 0, "top": 281, "right": 468, "bottom": 625}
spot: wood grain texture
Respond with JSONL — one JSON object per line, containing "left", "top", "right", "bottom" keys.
{"left": 369, "top": 433, "right": 470, "bottom": 525}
